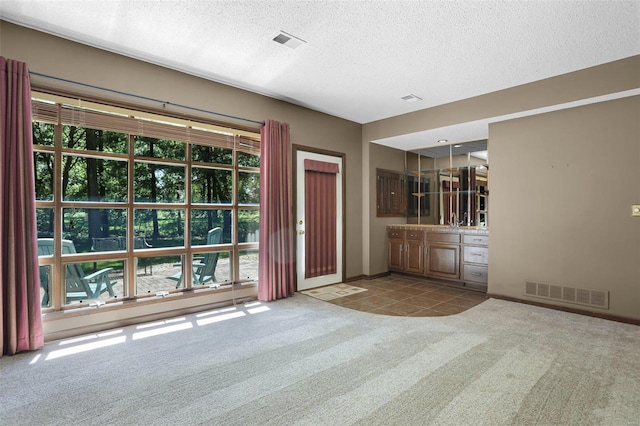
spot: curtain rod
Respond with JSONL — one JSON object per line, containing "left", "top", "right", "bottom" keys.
{"left": 29, "top": 71, "right": 265, "bottom": 126}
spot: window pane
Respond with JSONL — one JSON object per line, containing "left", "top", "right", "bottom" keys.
{"left": 62, "top": 259, "right": 124, "bottom": 305}
{"left": 192, "top": 144, "right": 232, "bottom": 165}
{"left": 211, "top": 252, "right": 232, "bottom": 284}
{"left": 36, "top": 208, "right": 55, "bottom": 239}
{"left": 136, "top": 255, "right": 190, "bottom": 293}
{"left": 134, "top": 162, "right": 185, "bottom": 203}
{"left": 190, "top": 209, "right": 232, "bottom": 245}
{"left": 238, "top": 151, "right": 260, "bottom": 167}
{"left": 33, "top": 122, "right": 55, "bottom": 146}
{"left": 239, "top": 249, "right": 259, "bottom": 281}
{"left": 238, "top": 171, "right": 260, "bottom": 204}
{"left": 62, "top": 155, "right": 127, "bottom": 202}
{"left": 134, "top": 136, "right": 185, "bottom": 160}
{"left": 62, "top": 208, "right": 128, "bottom": 253}
{"left": 190, "top": 251, "right": 230, "bottom": 287}
{"left": 134, "top": 209, "right": 185, "bottom": 248}
{"left": 238, "top": 210, "right": 259, "bottom": 243}
{"left": 34, "top": 152, "right": 54, "bottom": 200}
{"left": 135, "top": 255, "right": 182, "bottom": 295}
{"left": 191, "top": 167, "right": 232, "bottom": 204}
{"left": 38, "top": 264, "right": 51, "bottom": 308}
{"left": 63, "top": 125, "right": 128, "bottom": 154}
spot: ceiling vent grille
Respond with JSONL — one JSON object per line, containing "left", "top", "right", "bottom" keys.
{"left": 401, "top": 94, "right": 422, "bottom": 103}
{"left": 273, "top": 31, "right": 306, "bottom": 49}
{"left": 525, "top": 281, "right": 609, "bottom": 309}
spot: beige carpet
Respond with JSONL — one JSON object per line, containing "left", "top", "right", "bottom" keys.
{"left": 301, "top": 283, "right": 368, "bottom": 300}
{"left": 1, "top": 295, "right": 639, "bottom": 425}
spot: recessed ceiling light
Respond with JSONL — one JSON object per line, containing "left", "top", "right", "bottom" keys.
{"left": 437, "top": 139, "right": 448, "bottom": 143}
{"left": 401, "top": 94, "right": 422, "bottom": 103}
{"left": 273, "top": 31, "right": 306, "bottom": 49}
{"left": 454, "top": 144, "right": 462, "bottom": 148}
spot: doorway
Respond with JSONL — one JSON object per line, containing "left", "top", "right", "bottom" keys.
{"left": 293, "top": 146, "right": 345, "bottom": 291}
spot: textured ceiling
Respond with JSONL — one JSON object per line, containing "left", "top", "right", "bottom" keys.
{"left": 1, "top": 0, "right": 639, "bottom": 150}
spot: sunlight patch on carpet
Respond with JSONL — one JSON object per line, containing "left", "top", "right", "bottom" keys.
{"left": 301, "top": 283, "right": 367, "bottom": 300}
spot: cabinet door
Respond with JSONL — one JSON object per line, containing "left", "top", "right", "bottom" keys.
{"left": 377, "top": 169, "right": 406, "bottom": 217}
{"left": 426, "top": 244, "right": 460, "bottom": 279}
{"left": 405, "top": 240, "right": 424, "bottom": 274}
{"left": 388, "top": 238, "right": 404, "bottom": 271}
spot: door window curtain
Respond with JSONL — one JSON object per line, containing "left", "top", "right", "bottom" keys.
{"left": 258, "top": 120, "right": 294, "bottom": 301}
{"left": 304, "top": 159, "right": 338, "bottom": 278}
{"left": 1, "top": 57, "right": 44, "bottom": 356}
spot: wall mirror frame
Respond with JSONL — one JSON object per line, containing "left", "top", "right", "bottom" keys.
{"left": 406, "top": 140, "right": 488, "bottom": 227}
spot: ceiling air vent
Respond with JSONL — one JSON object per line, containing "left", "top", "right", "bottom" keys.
{"left": 401, "top": 94, "right": 422, "bottom": 103}
{"left": 273, "top": 31, "right": 306, "bottom": 49}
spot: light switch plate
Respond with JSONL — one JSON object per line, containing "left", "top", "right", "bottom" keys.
{"left": 633, "top": 204, "right": 640, "bottom": 217}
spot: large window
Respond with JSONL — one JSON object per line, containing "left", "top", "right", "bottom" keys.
{"left": 33, "top": 94, "right": 260, "bottom": 310}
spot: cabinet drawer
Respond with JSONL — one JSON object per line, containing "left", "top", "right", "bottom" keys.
{"left": 406, "top": 230, "right": 425, "bottom": 241}
{"left": 463, "top": 246, "right": 489, "bottom": 265}
{"left": 387, "top": 229, "right": 406, "bottom": 239}
{"left": 463, "top": 264, "right": 488, "bottom": 284}
{"left": 462, "top": 234, "right": 489, "bottom": 246}
{"left": 427, "top": 232, "right": 460, "bottom": 244}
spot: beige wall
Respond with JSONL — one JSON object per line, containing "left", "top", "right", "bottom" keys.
{"left": 363, "top": 56, "right": 640, "bottom": 142}
{"left": 489, "top": 96, "right": 640, "bottom": 320}
{"left": 364, "top": 143, "right": 406, "bottom": 276}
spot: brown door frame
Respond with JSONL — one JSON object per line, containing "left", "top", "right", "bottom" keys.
{"left": 292, "top": 144, "right": 347, "bottom": 290}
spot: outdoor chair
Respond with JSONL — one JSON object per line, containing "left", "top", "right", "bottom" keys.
{"left": 37, "top": 238, "right": 116, "bottom": 304}
{"left": 167, "top": 227, "right": 222, "bottom": 288}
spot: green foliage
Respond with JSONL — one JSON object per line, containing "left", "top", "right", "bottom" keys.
{"left": 192, "top": 145, "right": 233, "bottom": 165}
{"left": 238, "top": 151, "right": 260, "bottom": 167}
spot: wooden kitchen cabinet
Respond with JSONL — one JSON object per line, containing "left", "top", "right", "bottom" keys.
{"left": 462, "top": 234, "right": 489, "bottom": 290}
{"left": 387, "top": 226, "right": 489, "bottom": 292}
{"left": 387, "top": 228, "right": 405, "bottom": 271}
{"left": 377, "top": 169, "right": 406, "bottom": 217}
{"left": 425, "top": 232, "right": 460, "bottom": 280}
{"left": 405, "top": 230, "right": 425, "bottom": 274}
{"left": 387, "top": 228, "right": 425, "bottom": 274}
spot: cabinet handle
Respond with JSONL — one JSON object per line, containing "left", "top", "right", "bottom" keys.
{"left": 471, "top": 272, "right": 482, "bottom": 276}
{"left": 471, "top": 253, "right": 483, "bottom": 256}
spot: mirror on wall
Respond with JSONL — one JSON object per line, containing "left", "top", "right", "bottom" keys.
{"left": 406, "top": 140, "right": 488, "bottom": 227}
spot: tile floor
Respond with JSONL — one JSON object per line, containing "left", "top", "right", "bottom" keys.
{"left": 326, "top": 275, "right": 488, "bottom": 317}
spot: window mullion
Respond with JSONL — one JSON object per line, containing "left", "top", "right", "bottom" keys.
{"left": 232, "top": 143, "right": 239, "bottom": 283}
{"left": 183, "top": 140, "right": 193, "bottom": 289}
{"left": 126, "top": 133, "right": 136, "bottom": 299}
{"left": 53, "top": 104, "right": 63, "bottom": 310}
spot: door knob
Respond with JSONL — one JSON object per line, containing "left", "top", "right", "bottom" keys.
{"left": 299, "top": 230, "right": 305, "bottom": 235}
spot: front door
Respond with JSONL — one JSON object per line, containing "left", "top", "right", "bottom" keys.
{"left": 295, "top": 149, "right": 343, "bottom": 291}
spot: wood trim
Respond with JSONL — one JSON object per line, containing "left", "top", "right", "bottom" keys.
{"left": 488, "top": 294, "right": 640, "bottom": 326}
{"left": 344, "top": 271, "right": 390, "bottom": 282}
{"left": 292, "top": 144, "right": 347, "bottom": 286}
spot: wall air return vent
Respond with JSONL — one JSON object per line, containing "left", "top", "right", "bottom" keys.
{"left": 524, "top": 281, "right": 609, "bottom": 309}
{"left": 273, "top": 31, "right": 306, "bottom": 49}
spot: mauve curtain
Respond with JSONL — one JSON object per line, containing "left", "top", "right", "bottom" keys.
{"left": 258, "top": 120, "right": 294, "bottom": 301}
{"left": 0, "top": 57, "right": 44, "bottom": 356}
{"left": 304, "top": 159, "right": 338, "bottom": 279}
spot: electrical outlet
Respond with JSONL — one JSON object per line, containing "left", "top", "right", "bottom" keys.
{"left": 632, "top": 205, "right": 640, "bottom": 217}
